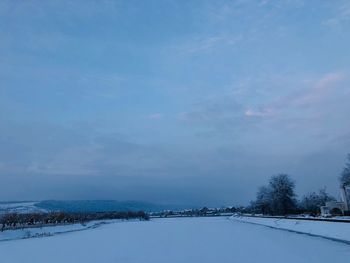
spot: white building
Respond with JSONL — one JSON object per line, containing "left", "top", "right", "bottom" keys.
{"left": 321, "top": 186, "right": 350, "bottom": 216}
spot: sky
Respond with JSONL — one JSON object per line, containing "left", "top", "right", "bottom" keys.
{"left": 1, "top": 0, "right": 350, "bottom": 206}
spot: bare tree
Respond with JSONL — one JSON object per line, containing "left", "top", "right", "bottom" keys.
{"left": 254, "top": 186, "right": 272, "bottom": 214}
{"left": 300, "top": 188, "right": 336, "bottom": 214}
{"left": 252, "top": 174, "right": 297, "bottom": 215}
{"left": 268, "top": 174, "right": 297, "bottom": 215}
{"left": 340, "top": 154, "right": 350, "bottom": 186}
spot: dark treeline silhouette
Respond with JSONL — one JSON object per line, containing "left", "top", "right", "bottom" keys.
{"left": 299, "top": 188, "right": 336, "bottom": 214}
{"left": 247, "top": 174, "right": 336, "bottom": 216}
{"left": 249, "top": 174, "right": 298, "bottom": 216}
{"left": 247, "top": 153, "right": 350, "bottom": 216}
{"left": 152, "top": 206, "right": 237, "bottom": 218}
{"left": 0, "top": 210, "right": 149, "bottom": 232}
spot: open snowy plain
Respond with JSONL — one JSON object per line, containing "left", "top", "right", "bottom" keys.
{"left": 1, "top": 217, "right": 350, "bottom": 263}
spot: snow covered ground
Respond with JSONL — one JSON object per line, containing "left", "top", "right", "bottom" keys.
{"left": 0, "top": 220, "right": 117, "bottom": 242}
{"left": 231, "top": 215, "right": 350, "bottom": 243}
{"left": 0, "top": 201, "right": 46, "bottom": 214}
{"left": 0, "top": 217, "right": 350, "bottom": 263}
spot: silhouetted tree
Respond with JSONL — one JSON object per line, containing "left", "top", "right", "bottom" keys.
{"left": 254, "top": 186, "right": 272, "bottom": 214}
{"left": 268, "top": 174, "right": 297, "bottom": 215}
{"left": 340, "top": 154, "right": 350, "bottom": 186}
{"left": 300, "top": 188, "right": 336, "bottom": 214}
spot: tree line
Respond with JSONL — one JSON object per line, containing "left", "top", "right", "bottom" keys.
{"left": 0, "top": 210, "right": 149, "bottom": 232}
{"left": 247, "top": 153, "right": 350, "bottom": 216}
{"left": 152, "top": 206, "right": 237, "bottom": 218}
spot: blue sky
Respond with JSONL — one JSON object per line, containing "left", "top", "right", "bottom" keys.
{"left": 1, "top": 0, "right": 350, "bottom": 205}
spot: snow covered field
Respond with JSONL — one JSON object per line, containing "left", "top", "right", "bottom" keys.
{"left": 1, "top": 217, "right": 350, "bottom": 263}
{"left": 231, "top": 215, "right": 350, "bottom": 243}
{"left": 0, "top": 220, "right": 117, "bottom": 242}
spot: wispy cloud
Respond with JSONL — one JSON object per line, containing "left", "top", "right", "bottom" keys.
{"left": 244, "top": 108, "right": 275, "bottom": 118}
{"left": 177, "top": 71, "right": 350, "bottom": 142}
{"left": 253, "top": 72, "right": 347, "bottom": 116}
{"left": 178, "top": 96, "right": 243, "bottom": 123}
{"left": 146, "top": 113, "right": 164, "bottom": 120}
{"left": 323, "top": 1, "right": 350, "bottom": 27}
{"left": 290, "top": 73, "right": 346, "bottom": 107}
{"left": 0, "top": 0, "right": 121, "bottom": 21}
{"left": 80, "top": 73, "right": 126, "bottom": 99}
{"left": 172, "top": 35, "right": 243, "bottom": 55}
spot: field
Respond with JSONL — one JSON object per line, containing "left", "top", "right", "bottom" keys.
{"left": 0, "top": 217, "right": 350, "bottom": 263}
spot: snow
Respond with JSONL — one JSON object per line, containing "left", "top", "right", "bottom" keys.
{"left": 0, "top": 201, "right": 46, "bottom": 214}
{"left": 1, "top": 217, "right": 350, "bottom": 263}
{"left": 0, "top": 220, "right": 118, "bottom": 242}
{"left": 231, "top": 215, "right": 350, "bottom": 243}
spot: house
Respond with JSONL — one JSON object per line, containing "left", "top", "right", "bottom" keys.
{"left": 321, "top": 185, "right": 350, "bottom": 216}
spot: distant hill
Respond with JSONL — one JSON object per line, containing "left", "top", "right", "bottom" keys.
{"left": 0, "top": 201, "right": 47, "bottom": 214}
{"left": 35, "top": 200, "right": 193, "bottom": 213}
{"left": 0, "top": 200, "right": 197, "bottom": 214}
